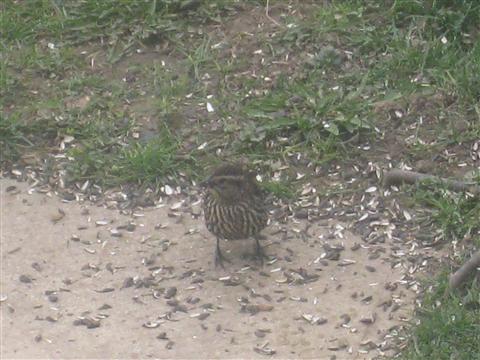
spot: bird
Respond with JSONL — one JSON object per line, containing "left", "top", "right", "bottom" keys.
{"left": 200, "top": 163, "right": 269, "bottom": 268}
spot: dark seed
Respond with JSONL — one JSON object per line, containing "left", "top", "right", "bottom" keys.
{"left": 295, "top": 210, "right": 309, "bottom": 219}
{"left": 45, "top": 316, "right": 57, "bottom": 322}
{"left": 73, "top": 317, "right": 100, "bottom": 328}
{"left": 31, "top": 262, "right": 43, "bottom": 272}
{"left": 166, "top": 299, "right": 179, "bottom": 307}
{"left": 143, "top": 254, "right": 156, "bottom": 266}
{"left": 360, "top": 315, "right": 375, "bottom": 324}
{"left": 8, "top": 247, "right": 21, "bottom": 254}
{"left": 361, "top": 295, "right": 373, "bottom": 304}
{"left": 391, "top": 304, "right": 401, "bottom": 312}
{"left": 60, "top": 192, "right": 75, "bottom": 201}
{"left": 95, "top": 287, "right": 115, "bottom": 293}
{"left": 339, "top": 314, "right": 351, "bottom": 326}
{"left": 198, "top": 313, "right": 210, "bottom": 320}
{"left": 157, "top": 332, "right": 168, "bottom": 340}
{"left": 106, "top": 263, "right": 114, "bottom": 274}
{"left": 240, "top": 304, "right": 273, "bottom": 315}
{"left": 186, "top": 296, "right": 200, "bottom": 304}
{"left": 254, "top": 330, "right": 266, "bottom": 338}
{"left": 98, "top": 304, "right": 112, "bottom": 310}
{"left": 19, "top": 274, "right": 33, "bottom": 283}
{"left": 122, "top": 277, "right": 134, "bottom": 289}
{"left": 164, "top": 287, "right": 177, "bottom": 299}
{"left": 385, "top": 282, "right": 398, "bottom": 291}
{"left": 222, "top": 278, "right": 241, "bottom": 286}
{"left": 316, "top": 318, "right": 328, "bottom": 325}
{"left": 351, "top": 243, "right": 361, "bottom": 251}
{"left": 173, "top": 304, "right": 188, "bottom": 313}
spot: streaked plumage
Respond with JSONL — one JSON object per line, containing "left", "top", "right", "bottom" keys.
{"left": 201, "top": 163, "right": 268, "bottom": 267}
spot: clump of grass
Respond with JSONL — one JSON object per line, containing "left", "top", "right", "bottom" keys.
{"left": 2, "top": 0, "right": 239, "bottom": 61}
{"left": 234, "top": 72, "right": 372, "bottom": 162}
{"left": 113, "top": 138, "right": 191, "bottom": 185}
{"left": 262, "top": 180, "right": 296, "bottom": 200}
{"left": 414, "top": 188, "right": 480, "bottom": 244}
{"left": 0, "top": 113, "right": 33, "bottom": 164}
{"left": 379, "top": 0, "right": 480, "bottom": 103}
{"left": 67, "top": 130, "right": 195, "bottom": 187}
{"left": 0, "top": 0, "right": 64, "bottom": 44}
{"left": 181, "top": 0, "right": 480, "bottom": 172}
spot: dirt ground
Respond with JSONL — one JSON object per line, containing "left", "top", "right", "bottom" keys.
{"left": 1, "top": 178, "right": 425, "bottom": 359}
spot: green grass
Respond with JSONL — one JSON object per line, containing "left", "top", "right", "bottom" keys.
{"left": 220, "top": 0, "right": 479, "bottom": 165}
{"left": 279, "top": 0, "right": 479, "bottom": 137}
{"left": 262, "top": 179, "right": 296, "bottom": 200}
{"left": 4, "top": 0, "right": 477, "bottom": 183}
{"left": 1, "top": 0, "right": 239, "bottom": 46}
{"left": 0, "top": 113, "right": 34, "bottom": 164}
{"left": 401, "top": 273, "right": 480, "bottom": 360}
{"left": 400, "top": 184, "right": 480, "bottom": 359}
{"left": 67, "top": 132, "right": 194, "bottom": 187}
{"left": 1, "top": 0, "right": 244, "bottom": 185}
{"left": 415, "top": 188, "right": 480, "bottom": 244}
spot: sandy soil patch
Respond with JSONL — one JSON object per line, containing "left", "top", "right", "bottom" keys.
{"left": 2, "top": 179, "right": 417, "bottom": 359}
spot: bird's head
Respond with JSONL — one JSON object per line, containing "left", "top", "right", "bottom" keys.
{"left": 200, "top": 163, "right": 257, "bottom": 205}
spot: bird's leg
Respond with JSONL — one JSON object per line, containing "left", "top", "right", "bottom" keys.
{"left": 254, "top": 236, "right": 269, "bottom": 265}
{"left": 215, "top": 238, "right": 231, "bottom": 268}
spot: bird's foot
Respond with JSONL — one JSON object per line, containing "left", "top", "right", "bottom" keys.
{"left": 254, "top": 243, "right": 270, "bottom": 266}
{"left": 214, "top": 248, "right": 231, "bottom": 269}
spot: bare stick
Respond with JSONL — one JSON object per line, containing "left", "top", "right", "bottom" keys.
{"left": 383, "top": 169, "right": 480, "bottom": 195}
{"left": 265, "top": 0, "right": 282, "bottom": 27}
{"left": 448, "top": 250, "right": 480, "bottom": 291}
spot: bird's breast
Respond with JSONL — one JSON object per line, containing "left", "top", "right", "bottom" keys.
{"left": 203, "top": 194, "right": 267, "bottom": 240}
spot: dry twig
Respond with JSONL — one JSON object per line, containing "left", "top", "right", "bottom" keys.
{"left": 265, "top": 0, "right": 282, "bottom": 27}
{"left": 448, "top": 250, "right": 480, "bottom": 292}
{"left": 383, "top": 169, "right": 480, "bottom": 195}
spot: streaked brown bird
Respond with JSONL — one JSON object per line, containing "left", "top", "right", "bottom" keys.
{"left": 200, "top": 163, "right": 269, "bottom": 267}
